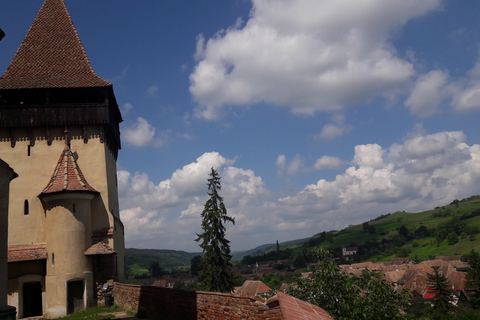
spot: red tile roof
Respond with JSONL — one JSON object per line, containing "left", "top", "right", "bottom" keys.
{"left": 235, "top": 280, "right": 272, "bottom": 298}
{"left": 275, "top": 292, "right": 334, "bottom": 320}
{"left": 84, "top": 241, "right": 115, "bottom": 255}
{"left": 0, "top": 0, "right": 111, "bottom": 89}
{"left": 8, "top": 245, "right": 47, "bottom": 263}
{"left": 40, "top": 143, "right": 99, "bottom": 195}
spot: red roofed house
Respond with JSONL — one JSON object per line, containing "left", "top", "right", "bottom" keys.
{"left": 0, "top": 0, "right": 125, "bottom": 318}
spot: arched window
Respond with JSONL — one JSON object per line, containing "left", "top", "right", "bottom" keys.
{"left": 24, "top": 200, "right": 29, "bottom": 215}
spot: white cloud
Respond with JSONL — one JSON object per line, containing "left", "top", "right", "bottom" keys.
{"left": 170, "top": 152, "right": 235, "bottom": 197}
{"left": 189, "top": 0, "right": 441, "bottom": 120}
{"left": 119, "top": 132, "right": 480, "bottom": 251}
{"left": 121, "top": 102, "right": 134, "bottom": 115}
{"left": 315, "top": 123, "right": 353, "bottom": 141}
{"left": 314, "top": 156, "right": 346, "bottom": 170}
{"left": 146, "top": 85, "right": 159, "bottom": 97}
{"left": 407, "top": 52, "right": 480, "bottom": 115}
{"left": 405, "top": 70, "right": 450, "bottom": 117}
{"left": 278, "top": 130, "right": 479, "bottom": 224}
{"left": 276, "top": 154, "right": 306, "bottom": 176}
{"left": 122, "top": 117, "right": 167, "bottom": 148}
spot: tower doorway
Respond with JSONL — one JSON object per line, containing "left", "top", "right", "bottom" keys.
{"left": 23, "top": 282, "right": 43, "bottom": 318}
{"left": 67, "top": 280, "right": 85, "bottom": 314}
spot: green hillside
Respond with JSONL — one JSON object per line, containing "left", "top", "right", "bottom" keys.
{"left": 284, "top": 195, "right": 480, "bottom": 262}
{"left": 125, "top": 248, "right": 202, "bottom": 276}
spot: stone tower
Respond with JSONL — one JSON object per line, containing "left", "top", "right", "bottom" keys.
{"left": 0, "top": 0, "right": 125, "bottom": 318}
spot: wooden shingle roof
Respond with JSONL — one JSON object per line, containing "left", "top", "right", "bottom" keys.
{"left": 40, "top": 142, "right": 99, "bottom": 195}
{"left": 0, "top": 0, "right": 111, "bottom": 89}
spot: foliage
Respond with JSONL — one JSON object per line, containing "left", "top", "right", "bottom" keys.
{"left": 148, "top": 261, "right": 165, "bottom": 278}
{"left": 465, "top": 250, "right": 480, "bottom": 308}
{"left": 427, "top": 266, "right": 455, "bottom": 315}
{"left": 190, "top": 255, "right": 202, "bottom": 277}
{"left": 195, "top": 168, "right": 236, "bottom": 293}
{"left": 289, "top": 248, "right": 410, "bottom": 320}
{"left": 125, "top": 248, "right": 200, "bottom": 277}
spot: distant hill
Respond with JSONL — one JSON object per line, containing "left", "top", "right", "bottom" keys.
{"left": 126, "top": 195, "right": 480, "bottom": 273}
{"left": 232, "top": 243, "right": 275, "bottom": 260}
{"left": 125, "top": 248, "right": 202, "bottom": 275}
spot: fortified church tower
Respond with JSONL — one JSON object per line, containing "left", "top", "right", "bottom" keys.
{"left": 0, "top": 0, "right": 125, "bottom": 318}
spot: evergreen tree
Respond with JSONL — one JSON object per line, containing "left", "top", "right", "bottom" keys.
{"left": 427, "top": 266, "right": 454, "bottom": 315}
{"left": 195, "top": 168, "right": 235, "bottom": 293}
{"left": 466, "top": 250, "right": 480, "bottom": 308}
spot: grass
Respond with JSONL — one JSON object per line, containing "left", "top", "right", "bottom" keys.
{"left": 55, "top": 306, "right": 123, "bottom": 320}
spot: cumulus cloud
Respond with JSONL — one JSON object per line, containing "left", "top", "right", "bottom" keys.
{"left": 407, "top": 52, "right": 480, "bottom": 115}
{"left": 276, "top": 154, "right": 306, "bottom": 176}
{"left": 119, "top": 131, "right": 480, "bottom": 251}
{"left": 119, "top": 151, "right": 269, "bottom": 249}
{"left": 314, "top": 156, "right": 346, "bottom": 170}
{"left": 405, "top": 70, "right": 450, "bottom": 117}
{"left": 121, "top": 102, "right": 134, "bottom": 115}
{"left": 277, "top": 154, "right": 346, "bottom": 176}
{"left": 315, "top": 123, "right": 353, "bottom": 141}
{"left": 278, "top": 130, "right": 479, "bottom": 225}
{"left": 122, "top": 117, "right": 167, "bottom": 148}
{"left": 189, "top": 0, "right": 441, "bottom": 120}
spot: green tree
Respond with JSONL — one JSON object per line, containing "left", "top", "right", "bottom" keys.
{"left": 190, "top": 255, "right": 202, "bottom": 277}
{"left": 195, "top": 168, "right": 236, "bottom": 293}
{"left": 427, "top": 266, "right": 454, "bottom": 316}
{"left": 466, "top": 250, "right": 480, "bottom": 308}
{"left": 148, "top": 261, "right": 164, "bottom": 278}
{"left": 289, "top": 248, "right": 409, "bottom": 320}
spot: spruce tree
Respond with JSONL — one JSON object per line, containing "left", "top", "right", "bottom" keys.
{"left": 195, "top": 168, "right": 235, "bottom": 293}
{"left": 427, "top": 266, "right": 454, "bottom": 314}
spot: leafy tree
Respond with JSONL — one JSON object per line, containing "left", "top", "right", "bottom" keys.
{"left": 427, "top": 266, "right": 454, "bottom": 315}
{"left": 148, "top": 261, "right": 164, "bottom": 278}
{"left": 195, "top": 168, "right": 236, "bottom": 293}
{"left": 415, "top": 225, "right": 430, "bottom": 238}
{"left": 447, "top": 232, "right": 458, "bottom": 245}
{"left": 289, "top": 248, "right": 409, "bottom": 320}
{"left": 190, "top": 255, "right": 202, "bottom": 277}
{"left": 399, "top": 225, "right": 409, "bottom": 238}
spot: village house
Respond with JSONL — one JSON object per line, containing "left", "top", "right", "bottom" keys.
{"left": 342, "top": 246, "right": 358, "bottom": 257}
{"left": 0, "top": 0, "right": 125, "bottom": 318}
{"left": 340, "top": 256, "right": 469, "bottom": 305}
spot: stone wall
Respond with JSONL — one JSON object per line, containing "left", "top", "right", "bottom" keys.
{"left": 113, "top": 283, "right": 282, "bottom": 320}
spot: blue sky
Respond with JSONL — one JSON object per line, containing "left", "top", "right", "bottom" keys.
{"left": 2, "top": 0, "right": 480, "bottom": 252}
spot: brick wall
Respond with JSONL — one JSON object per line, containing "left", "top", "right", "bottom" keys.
{"left": 113, "top": 283, "right": 282, "bottom": 320}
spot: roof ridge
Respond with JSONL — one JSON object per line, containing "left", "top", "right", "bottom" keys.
{"left": 0, "top": 0, "right": 111, "bottom": 89}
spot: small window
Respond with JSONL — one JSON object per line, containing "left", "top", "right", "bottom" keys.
{"left": 73, "top": 203, "right": 76, "bottom": 213}
{"left": 52, "top": 253, "right": 55, "bottom": 266}
{"left": 24, "top": 200, "right": 29, "bottom": 215}
{"left": 28, "top": 145, "right": 31, "bottom": 156}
